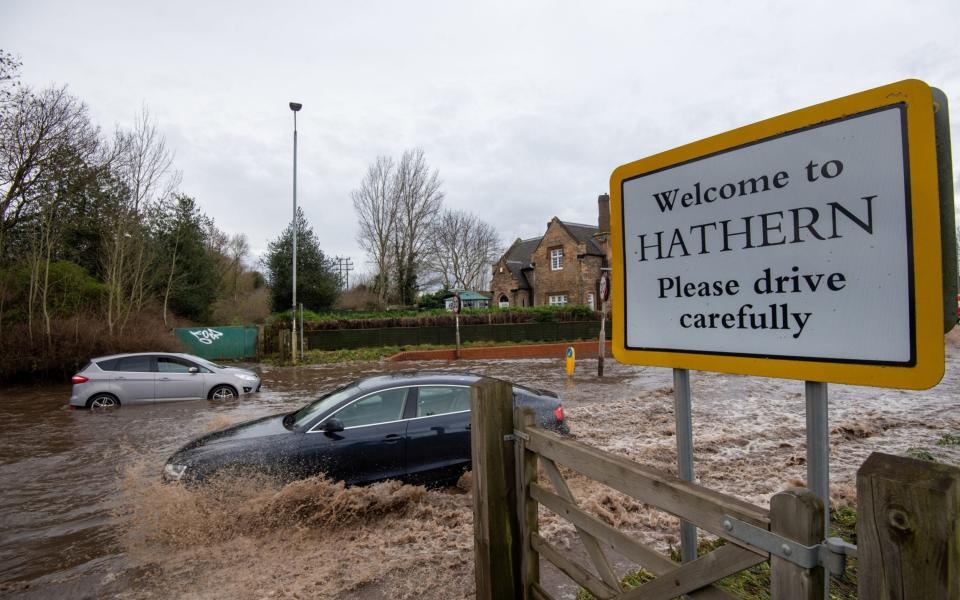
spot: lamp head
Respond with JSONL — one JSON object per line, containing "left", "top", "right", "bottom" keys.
{"left": 289, "top": 102, "right": 302, "bottom": 112}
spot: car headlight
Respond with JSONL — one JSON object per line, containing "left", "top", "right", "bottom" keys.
{"left": 236, "top": 373, "right": 258, "bottom": 382}
{"left": 163, "top": 463, "right": 187, "bottom": 481}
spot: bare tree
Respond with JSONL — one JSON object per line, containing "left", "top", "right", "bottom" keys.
{"left": 228, "top": 233, "right": 250, "bottom": 302}
{"left": 428, "top": 208, "right": 503, "bottom": 291}
{"left": 351, "top": 156, "right": 399, "bottom": 308}
{"left": 391, "top": 148, "right": 443, "bottom": 304}
{"left": 100, "top": 107, "right": 178, "bottom": 335}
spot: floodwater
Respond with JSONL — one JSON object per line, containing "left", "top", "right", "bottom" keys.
{"left": 1, "top": 335, "right": 958, "bottom": 599}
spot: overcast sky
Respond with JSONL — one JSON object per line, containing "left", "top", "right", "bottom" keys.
{"left": 2, "top": 0, "right": 958, "bottom": 276}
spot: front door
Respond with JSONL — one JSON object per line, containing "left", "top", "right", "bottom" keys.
{"left": 404, "top": 385, "right": 472, "bottom": 484}
{"left": 155, "top": 356, "right": 205, "bottom": 401}
{"left": 299, "top": 387, "right": 410, "bottom": 485}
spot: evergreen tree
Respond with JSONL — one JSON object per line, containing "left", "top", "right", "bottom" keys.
{"left": 155, "top": 195, "right": 221, "bottom": 322}
{"left": 264, "top": 207, "right": 339, "bottom": 312}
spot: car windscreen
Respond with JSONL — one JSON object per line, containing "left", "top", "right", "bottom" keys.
{"left": 291, "top": 383, "right": 361, "bottom": 428}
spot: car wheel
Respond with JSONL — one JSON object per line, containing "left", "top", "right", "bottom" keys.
{"left": 209, "top": 385, "right": 237, "bottom": 401}
{"left": 87, "top": 394, "right": 120, "bottom": 409}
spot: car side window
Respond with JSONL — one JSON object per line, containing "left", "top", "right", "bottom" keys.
{"left": 114, "top": 356, "right": 154, "bottom": 372}
{"left": 97, "top": 359, "right": 119, "bottom": 371}
{"left": 335, "top": 388, "right": 408, "bottom": 428}
{"left": 416, "top": 386, "right": 470, "bottom": 418}
{"left": 157, "top": 357, "right": 195, "bottom": 373}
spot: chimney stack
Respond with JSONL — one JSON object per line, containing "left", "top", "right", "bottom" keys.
{"left": 598, "top": 193, "right": 610, "bottom": 233}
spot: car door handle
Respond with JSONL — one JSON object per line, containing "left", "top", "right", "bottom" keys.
{"left": 465, "top": 424, "right": 471, "bottom": 431}
{"left": 159, "top": 377, "right": 170, "bottom": 381}
{"left": 384, "top": 434, "right": 401, "bottom": 444}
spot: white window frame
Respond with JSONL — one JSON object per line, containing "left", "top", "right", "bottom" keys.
{"left": 550, "top": 248, "right": 563, "bottom": 271}
{"left": 548, "top": 294, "right": 568, "bottom": 306}
{"left": 587, "top": 292, "right": 595, "bottom": 310}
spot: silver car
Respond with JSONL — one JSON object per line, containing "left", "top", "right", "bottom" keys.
{"left": 69, "top": 352, "right": 261, "bottom": 408}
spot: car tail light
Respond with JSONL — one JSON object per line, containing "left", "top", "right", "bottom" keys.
{"left": 553, "top": 406, "right": 565, "bottom": 422}
{"left": 71, "top": 375, "right": 89, "bottom": 385}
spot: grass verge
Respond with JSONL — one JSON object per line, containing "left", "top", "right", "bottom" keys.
{"left": 264, "top": 339, "right": 546, "bottom": 365}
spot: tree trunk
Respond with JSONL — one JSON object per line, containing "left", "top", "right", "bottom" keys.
{"left": 163, "top": 235, "right": 180, "bottom": 326}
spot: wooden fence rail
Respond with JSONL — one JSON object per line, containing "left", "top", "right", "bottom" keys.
{"left": 470, "top": 377, "right": 960, "bottom": 600}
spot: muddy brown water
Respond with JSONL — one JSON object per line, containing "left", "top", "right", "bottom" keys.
{"left": 1, "top": 341, "right": 958, "bottom": 599}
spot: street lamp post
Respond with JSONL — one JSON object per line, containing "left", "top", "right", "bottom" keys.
{"left": 289, "top": 102, "right": 302, "bottom": 364}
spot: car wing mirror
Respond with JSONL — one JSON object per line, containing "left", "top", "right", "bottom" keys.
{"left": 188, "top": 366, "right": 199, "bottom": 374}
{"left": 322, "top": 418, "right": 344, "bottom": 433}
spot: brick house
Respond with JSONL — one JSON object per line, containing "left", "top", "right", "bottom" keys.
{"left": 490, "top": 194, "right": 611, "bottom": 309}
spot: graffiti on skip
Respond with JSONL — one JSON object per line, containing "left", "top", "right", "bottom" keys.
{"left": 190, "top": 328, "right": 224, "bottom": 345}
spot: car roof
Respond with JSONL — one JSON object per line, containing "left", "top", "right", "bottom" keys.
{"left": 90, "top": 351, "right": 204, "bottom": 362}
{"left": 356, "top": 371, "right": 482, "bottom": 391}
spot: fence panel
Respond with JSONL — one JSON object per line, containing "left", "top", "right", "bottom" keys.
{"left": 174, "top": 326, "right": 259, "bottom": 360}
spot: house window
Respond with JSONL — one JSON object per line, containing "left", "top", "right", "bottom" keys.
{"left": 550, "top": 248, "right": 563, "bottom": 270}
{"left": 587, "top": 292, "right": 595, "bottom": 310}
{"left": 548, "top": 294, "right": 568, "bottom": 306}
{"left": 499, "top": 294, "right": 509, "bottom": 308}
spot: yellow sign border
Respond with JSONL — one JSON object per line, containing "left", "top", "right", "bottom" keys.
{"left": 609, "top": 79, "right": 944, "bottom": 390}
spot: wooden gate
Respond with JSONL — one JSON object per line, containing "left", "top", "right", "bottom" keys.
{"left": 513, "top": 410, "right": 822, "bottom": 600}
{"left": 469, "top": 377, "right": 960, "bottom": 600}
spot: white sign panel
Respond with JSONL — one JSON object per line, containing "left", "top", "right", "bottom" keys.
{"left": 622, "top": 106, "right": 913, "bottom": 364}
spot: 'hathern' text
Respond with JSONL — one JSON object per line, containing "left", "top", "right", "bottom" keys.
{"left": 636, "top": 195, "right": 875, "bottom": 262}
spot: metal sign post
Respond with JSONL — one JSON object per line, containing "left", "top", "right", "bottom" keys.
{"left": 598, "top": 272, "right": 610, "bottom": 377}
{"left": 805, "top": 381, "right": 830, "bottom": 537}
{"left": 673, "top": 368, "right": 697, "bottom": 562}
{"left": 453, "top": 293, "right": 461, "bottom": 359}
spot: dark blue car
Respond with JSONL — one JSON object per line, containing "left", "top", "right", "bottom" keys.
{"left": 163, "top": 372, "right": 567, "bottom": 486}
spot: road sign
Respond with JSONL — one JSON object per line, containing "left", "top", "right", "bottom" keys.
{"left": 599, "top": 273, "right": 610, "bottom": 302}
{"left": 610, "top": 79, "right": 946, "bottom": 389}
{"left": 452, "top": 293, "right": 461, "bottom": 314}
{"left": 565, "top": 346, "right": 575, "bottom": 376}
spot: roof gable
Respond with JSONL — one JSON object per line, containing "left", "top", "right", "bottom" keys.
{"left": 531, "top": 218, "right": 604, "bottom": 256}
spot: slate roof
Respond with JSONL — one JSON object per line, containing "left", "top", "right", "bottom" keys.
{"left": 503, "top": 236, "right": 541, "bottom": 289}
{"left": 558, "top": 221, "right": 606, "bottom": 256}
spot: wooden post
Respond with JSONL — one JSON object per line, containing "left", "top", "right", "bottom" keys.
{"left": 515, "top": 407, "right": 540, "bottom": 598}
{"left": 471, "top": 377, "right": 521, "bottom": 600}
{"left": 857, "top": 452, "right": 960, "bottom": 599}
{"left": 770, "top": 487, "right": 826, "bottom": 600}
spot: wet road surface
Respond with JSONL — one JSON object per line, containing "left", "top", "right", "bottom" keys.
{"left": 0, "top": 358, "right": 646, "bottom": 597}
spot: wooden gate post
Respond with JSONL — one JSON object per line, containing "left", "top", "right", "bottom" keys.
{"left": 471, "top": 377, "right": 522, "bottom": 600}
{"left": 857, "top": 452, "right": 960, "bottom": 599}
{"left": 770, "top": 487, "right": 826, "bottom": 600}
{"left": 515, "top": 407, "right": 540, "bottom": 598}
